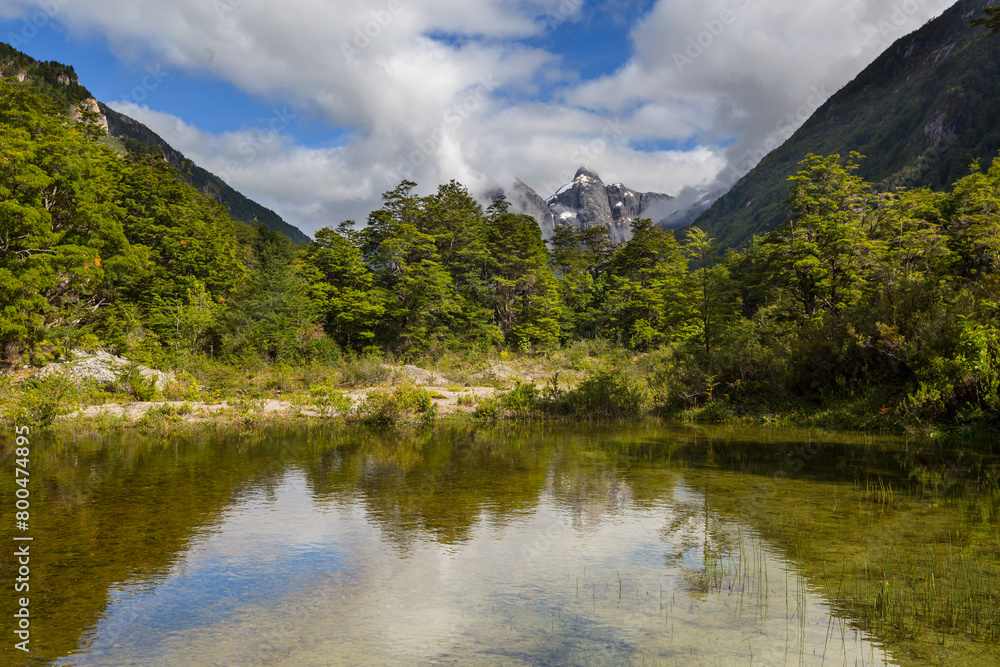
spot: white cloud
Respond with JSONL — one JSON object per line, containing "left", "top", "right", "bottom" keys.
{"left": 570, "top": 0, "right": 953, "bottom": 177}
{"left": 0, "top": 0, "right": 958, "bottom": 234}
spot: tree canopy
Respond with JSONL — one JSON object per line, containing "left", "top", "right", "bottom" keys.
{"left": 3, "top": 74, "right": 1000, "bottom": 429}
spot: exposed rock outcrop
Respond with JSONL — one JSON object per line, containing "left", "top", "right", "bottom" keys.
{"left": 510, "top": 167, "right": 674, "bottom": 243}
{"left": 69, "top": 97, "right": 109, "bottom": 134}
{"left": 37, "top": 350, "right": 175, "bottom": 390}
{"left": 510, "top": 179, "right": 557, "bottom": 237}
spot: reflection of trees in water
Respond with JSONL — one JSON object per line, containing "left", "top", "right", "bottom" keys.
{"left": 0, "top": 428, "right": 285, "bottom": 663}
{"left": 659, "top": 483, "right": 745, "bottom": 599}
{"left": 23, "top": 424, "right": 992, "bottom": 665}
{"left": 304, "top": 427, "right": 554, "bottom": 553}
{"left": 302, "top": 427, "right": 687, "bottom": 553}
{"left": 547, "top": 453, "right": 635, "bottom": 532}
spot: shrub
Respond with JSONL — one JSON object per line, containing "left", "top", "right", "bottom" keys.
{"left": 176, "top": 355, "right": 244, "bottom": 399}
{"left": 12, "top": 372, "right": 76, "bottom": 429}
{"left": 499, "top": 381, "right": 539, "bottom": 419}
{"left": 309, "top": 380, "right": 353, "bottom": 418}
{"left": 337, "top": 355, "right": 394, "bottom": 388}
{"left": 135, "top": 403, "right": 185, "bottom": 428}
{"left": 232, "top": 390, "right": 267, "bottom": 423}
{"left": 420, "top": 401, "right": 439, "bottom": 426}
{"left": 557, "top": 368, "right": 647, "bottom": 419}
{"left": 113, "top": 364, "right": 159, "bottom": 401}
{"left": 473, "top": 397, "right": 501, "bottom": 421}
{"left": 163, "top": 371, "right": 200, "bottom": 401}
{"left": 354, "top": 384, "right": 433, "bottom": 427}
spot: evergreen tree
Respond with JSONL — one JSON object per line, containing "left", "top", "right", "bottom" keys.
{"left": 362, "top": 181, "right": 459, "bottom": 352}
{"left": 940, "top": 156, "right": 1000, "bottom": 282}
{"left": 114, "top": 153, "right": 244, "bottom": 353}
{"left": 485, "top": 200, "right": 560, "bottom": 349}
{"left": 219, "top": 224, "right": 321, "bottom": 360}
{"left": 301, "top": 226, "right": 385, "bottom": 351}
{"left": 548, "top": 225, "right": 597, "bottom": 340}
{"left": 0, "top": 81, "right": 138, "bottom": 360}
{"left": 684, "top": 227, "right": 737, "bottom": 356}
{"left": 970, "top": 6, "right": 1000, "bottom": 37}
{"left": 422, "top": 181, "right": 493, "bottom": 341}
{"left": 602, "top": 219, "right": 694, "bottom": 350}
{"left": 759, "top": 153, "right": 879, "bottom": 322}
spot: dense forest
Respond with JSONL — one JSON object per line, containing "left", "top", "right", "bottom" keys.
{"left": 1, "top": 76, "right": 999, "bottom": 430}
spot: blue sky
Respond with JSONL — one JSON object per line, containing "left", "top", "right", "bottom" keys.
{"left": 0, "top": 1, "right": 657, "bottom": 149}
{"left": 0, "top": 0, "right": 953, "bottom": 235}
{"left": 1, "top": 17, "right": 346, "bottom": 145}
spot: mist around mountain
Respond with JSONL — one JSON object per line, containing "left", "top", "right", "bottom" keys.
{"left": 509, "top": 167, "right": 675, "bottom": 243}
{"left": 693, "top": 0, "right": 1000, "bottom": 250}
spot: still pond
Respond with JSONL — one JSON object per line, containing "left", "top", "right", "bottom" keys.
{"left": 2, "top": 424, "right": 998, "bottom": 665}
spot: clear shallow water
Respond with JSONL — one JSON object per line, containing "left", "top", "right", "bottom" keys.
{"left": 3, "top": 424, "right": 998, "bottom": 665}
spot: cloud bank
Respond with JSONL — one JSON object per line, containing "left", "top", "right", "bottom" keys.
{"left": 0, "top": 0, "right": 955, "bottom": 233}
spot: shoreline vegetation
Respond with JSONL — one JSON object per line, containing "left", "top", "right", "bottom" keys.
{"left": 1, "top": 343, "right": 995, "bottom": 440}
{"left": 2, "top": 78, "right": 999, "bottom": 439}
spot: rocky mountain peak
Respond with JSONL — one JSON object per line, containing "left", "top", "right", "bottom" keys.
{"left": 509, "top": 167, "right": 675, "bottom": 244}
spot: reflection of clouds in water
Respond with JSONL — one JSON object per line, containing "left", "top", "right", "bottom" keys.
{"left": 549, "top": 458, "right": 635, "bottom": 532}
{"left": 61, "top": 461, "right": 892, "bottom": 666}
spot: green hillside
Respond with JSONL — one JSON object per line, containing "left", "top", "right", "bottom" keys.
{"left": 694, "top": 0, "right": 1000, "bottom": 249}
{"left": 0, "top": 41, "right": 309, "bottom": 244}
{"left": 98, "top": 103, "right": 310, "bottom": 244}
{"left": 0, "top": 42, "right": 91, "bottom": 110}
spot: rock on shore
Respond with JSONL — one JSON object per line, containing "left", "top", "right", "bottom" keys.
{"left": 37, "top": 350, "right": 175, "bottom": 390}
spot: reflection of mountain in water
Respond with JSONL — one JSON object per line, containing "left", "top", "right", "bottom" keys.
{"left": 21, "top": 424, "right": 1000, "bottom": 666}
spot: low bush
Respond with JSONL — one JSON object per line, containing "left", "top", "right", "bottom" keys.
{"left": 354, "top": 383, "right": 433, "bottom": 427}
{"left": 113, "top": 364, "right": 159, "bottom": 401}
{"left": 9, "top": 372, "right": 76, "bottom": 429}
{"left": 163, "top": 371, "right": 201, "bottom": 401}
{"left": 309, "top": 380, "right": 353, "bottom": 418}
{"left": 337, "top": 355, "right": 395, "bottom": 388}
{"left": 554, "top": 368, "right": 647, "bottom": 419}
{"left": 499, "top": 381, "right": 539, "bottom": 419}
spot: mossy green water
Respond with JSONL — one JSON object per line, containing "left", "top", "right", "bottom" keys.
{"left": 1, "top": 424, "right": 996, "bottom": 665}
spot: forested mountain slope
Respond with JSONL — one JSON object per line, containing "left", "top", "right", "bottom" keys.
{"left": 98, "top": 103, "right": 309, "bottom": 244}
{"left": 0, "top": 42, "right": 309, "bottom": 244}
{"left": 694, "top": 0, "right": 1000, "bottom": 249}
